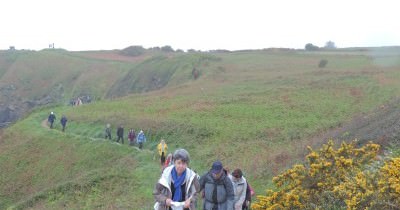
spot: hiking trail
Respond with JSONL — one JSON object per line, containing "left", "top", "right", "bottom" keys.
{"left": 40, "top": 119, "right": 153, "bottom": 153}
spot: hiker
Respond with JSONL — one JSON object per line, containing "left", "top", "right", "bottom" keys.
{"left": 75, "top": 97, "right": 82, "bottom": 106}
{"left": 153, "top": 148, "right": 200, "bottom": 210}
{"left": 105, "top": 124, "right": 112, "bottom": 140}
{"left": 242, "top": 180, "right": 254, "bottom": 210}
{"left": 128, "top": 128, "right": 136, "bottom": 146}
{"left": 157, "top": 139, "right": 168, "bottom": 167}
{"left": 192, "top": 67, "right": 199, "bottom": 80}
{"left": 48, "top": 111, "right": 56, "bottom": 129}
{"left": 137, "top": 130, "right": 146, "bottom": 149}
{"left": 164, "top": 153, "right": 173, "bottom": 169}
{"left": 199, "top": 160, "right": 234, "bottom": 210}
{"left": 229, "top": 169, "right": 247, "bottom": 210}
{"left": 60, "top": 115, "right": 68, "bottom": 132}
{"left": 116, "top": 125, "right": 124, "bottom": 144}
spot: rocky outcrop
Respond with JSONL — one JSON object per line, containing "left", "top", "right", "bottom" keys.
{"left": 0, "top": 106, "right": 17, "bottom": 128}
{"left": 0, "top": 83, "right": 65, "bottom": 128}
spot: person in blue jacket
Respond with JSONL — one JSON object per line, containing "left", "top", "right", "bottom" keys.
{"left": 60, "top": 115, "right": 68, "bottom": 132}
{"left": 137, "top": 130, "right": 146, "bottom": 149}
{"left": 48, "top": 112, "right": 56, "bottom": 129}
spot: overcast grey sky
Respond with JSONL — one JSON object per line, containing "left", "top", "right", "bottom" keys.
{"left": 1, "top": 0, "right": 399, "bottom": 51}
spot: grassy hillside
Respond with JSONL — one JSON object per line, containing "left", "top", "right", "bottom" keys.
{"left": 0, "top": 49, "right": 220, "bottom": 103}
{"left": 0, "top": 111, "right": 160, "bottom": 209}
{"left": 106, "top": 53, "right": 220, "bottom": 97}
{"left": 0, "top": 50, "right": 132, "bottom": 101}
{"left": 1, "top": 48, "right": 400, "bottom": 209}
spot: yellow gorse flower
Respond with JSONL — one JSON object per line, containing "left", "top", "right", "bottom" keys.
{"left": 252, "top": 140, "right": 400, "bottom": 209}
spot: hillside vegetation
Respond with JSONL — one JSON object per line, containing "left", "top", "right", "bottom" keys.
{"left": 1, "top": 47, "right": 400, "bottom": 209}
{"left": 0, "top": 49, "right": 212, "bottom": 126}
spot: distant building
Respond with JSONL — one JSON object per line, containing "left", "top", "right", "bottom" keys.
{"left": 9, "top": 46, "right": 15, "bottom": 50}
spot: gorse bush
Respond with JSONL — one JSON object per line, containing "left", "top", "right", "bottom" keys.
{"left": 252, "top": 140, "right": 400, "bottom": 210}
{"left": 318, "top": 59, "right": 328, "bottom": 68}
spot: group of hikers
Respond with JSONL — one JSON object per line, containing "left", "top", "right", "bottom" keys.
{"left": 48, "top": 111, "right": 254, "bottom": 209}
{"left": 104, "top": 124, "right": 147, "bottom": 149}
{"left": 47, "top": 111, "right": 147, "bottom": 149}
{"left": 47, "top": 112, "right": 68, "bottom": 132}
{"left": 154, "top": 147, "right": 254, "bottom": 210}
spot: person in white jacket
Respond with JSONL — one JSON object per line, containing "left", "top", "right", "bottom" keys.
{"left": 229, "top": 169, "right": 247, "bottom": 210}
{"left": 153, "top": 149, "right": 200, "bottom": 210}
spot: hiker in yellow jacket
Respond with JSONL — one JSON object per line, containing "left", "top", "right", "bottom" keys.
{"left": 157, "top": 139, "right": 168, "bottom": 167}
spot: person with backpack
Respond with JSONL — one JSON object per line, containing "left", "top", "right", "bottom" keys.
{"left": 48, "top": 111, "right": 56, "bottom": 129}
{"left": 153, "top": 148, "right": 200, "bottom": 210}
{"left": 228, "top": 169, "right": 247, "bottom": 210}
{"left": 157, "top": 139, "right": 168, "bottom": 167}
{"left": 242, "top": 180, "right": 254, "bottom": 210}
{"left": 199, "top": 160, "right": 234, "bottom": 210}
{"left": 105, "top": 123, "right": 112, "bottom": 140}
{"left": 60, "top": 115, "right": 68, "bottom": 132}
{"left": 116, "top": 125, "right": 124, "bottom": 144}
{"left": 128, "top": 128, "right": 136, "bottom": 146}
{"left": 137, "top": 130, "right": 146, "bottom": 149}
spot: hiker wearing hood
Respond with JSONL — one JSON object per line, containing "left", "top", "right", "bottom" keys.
{"left": 158, "top": 139, "right": 168, "bottom": 166}
{"left": 105, "top": 124, "right": 112, "bottom": 140}
{"left": 48, "top": 112, "right": 56, "bottom": 128}
{"left": 137, "top": 130, "right": 146, "bottom": 149}
{"left": 153, "top": 149, "right": 200, "bottom": 210}
{"left": 199, "top": 161, "right": 234, "bottom": 210}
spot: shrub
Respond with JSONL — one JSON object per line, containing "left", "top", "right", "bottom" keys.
{"left": 252, "top": 140, "right": 400, "bottom": 209}
{"left": 305, "top": 43, "right": 319, "bottom": 51}
{"left": 318, "top": 59, "right": 328, "bottom": 68}
{"left": 161, "top": 45, "right": 174, "bottom": 52}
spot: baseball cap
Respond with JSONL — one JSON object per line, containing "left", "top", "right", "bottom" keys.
{"left": 211, "top": 161, "right": 223, "bottom": 174}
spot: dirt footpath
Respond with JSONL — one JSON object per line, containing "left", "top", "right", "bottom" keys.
{"left": 41, "top": 119, "right": 50, "bottom": 129}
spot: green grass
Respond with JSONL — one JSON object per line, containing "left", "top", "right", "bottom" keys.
{"left": 0, "top": 50, "right": 134, "bottom": 101}
{"left": 2, "top": 48, "right": 400, "bottom": 209}
{"left": 0, "top": 111, "right": 160, "bottom": 209}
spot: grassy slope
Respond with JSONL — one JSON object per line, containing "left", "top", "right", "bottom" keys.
{"left": 106, "top": 53, "right": 221, "bottom": 97}
{"left": 0, "top": 50, "right": 133, "bottom": 101}
{"left": 0, "top": 111, "right": 159, "bottom": 209}
{"left": 0, "top": 50, "right": 214, "bottom": 103}
{"left": 1, "top": 49, "right": 400, "bottom": 209}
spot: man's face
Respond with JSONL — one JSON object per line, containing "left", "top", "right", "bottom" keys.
{"left": 212, "top": 170, "right": 223, "bottom": 179}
